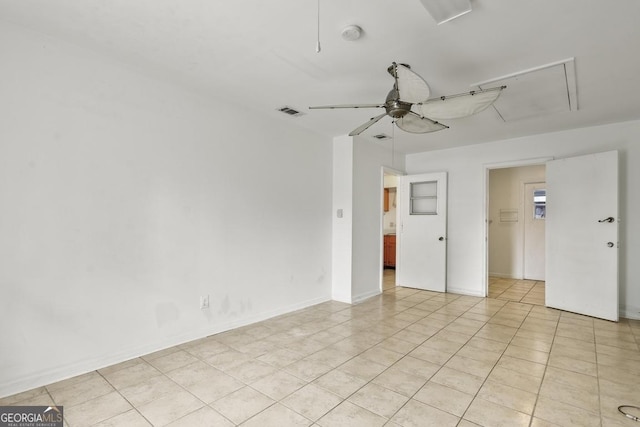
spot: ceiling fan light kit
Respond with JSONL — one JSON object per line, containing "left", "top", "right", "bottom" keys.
{"left": 309, "top": 62, "right": 505, "bottom": 137}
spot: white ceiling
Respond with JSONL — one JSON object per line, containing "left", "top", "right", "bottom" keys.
{"left": 2, "top": 0, "right": 640, "bottom": 153}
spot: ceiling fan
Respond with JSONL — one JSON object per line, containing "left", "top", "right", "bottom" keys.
{"left": 309, "top": 62, "right": 506, "bottom": 137}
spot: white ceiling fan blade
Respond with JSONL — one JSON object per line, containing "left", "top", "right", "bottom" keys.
{"left": 349, "top": 113, "right": 387, "bottom": 136}
{"left": 309, "top": 103, "right": 384, "bottom": 110}
{"left": 418, "top": 86, "right": 505, "bottom": 120}
{"left": 395, "top": 64, "right": 431, "bottom": 104}
{"left": 396, "top": 111, "right": 448, "bottom": 134}
{"left": 419, "top": 0, "right": 471, "bottom": 25}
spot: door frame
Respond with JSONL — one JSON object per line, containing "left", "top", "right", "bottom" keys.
{"left": 380, "top": 166, "right": 404, "bottom": 292}
{"left": 483, "top": 157, "right": 553, "bottom": 297}
{"left": 522, "top": 180, "right": 546, "bottom": 281}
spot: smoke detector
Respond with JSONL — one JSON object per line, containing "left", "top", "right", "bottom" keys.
{"left": 341, "top": 25, "right": 362, "bottom": 41}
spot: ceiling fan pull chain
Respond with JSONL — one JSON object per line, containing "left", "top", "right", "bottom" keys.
{"left": 316, "top": 0, "right": 321, "bottom": 53}
{"left": 391, "top": 120, "right": 396, "bottom": 167}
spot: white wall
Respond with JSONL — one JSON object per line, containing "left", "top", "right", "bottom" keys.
{"left": 0, "top": 21, "right": 333, "bottom": 396}
{"left": 488, "top": 165, "right": 546, "bottom": 278}
{"left": 331, "top": 136, "right": 353, "bottom": 303}
{"left": 406, "top": 120, "right": 640, "bottom": 319}
{"left": 331, "top": 136, "right": 405, "bottom": 303}
{"left": 352, "top": 138, "right": 405, "bottom": 302}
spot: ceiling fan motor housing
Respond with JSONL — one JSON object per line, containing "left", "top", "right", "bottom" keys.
{"left": 385, "top": 88, "right": 412, "bottom": 118}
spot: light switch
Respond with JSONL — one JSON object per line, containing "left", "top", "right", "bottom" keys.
{"left": 337, "top": 209, "right": 343, "bottom": 218}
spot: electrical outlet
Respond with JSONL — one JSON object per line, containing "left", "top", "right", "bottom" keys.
{"left": 200, "top": 295, "right": 209, "bottom": 309}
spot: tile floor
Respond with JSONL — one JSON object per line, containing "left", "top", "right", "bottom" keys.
{"left": 2, "top": 285, "right": 639, "bottom": 426}
{"left": 489, "top": 276, "right": 546, "bottom": 306}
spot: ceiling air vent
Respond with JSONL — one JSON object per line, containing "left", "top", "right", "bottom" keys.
{"left": 372, "top": 133, "right": 391, "bottom": 140}
{"left": 277, "top": 106, "right": 304, "bottom": 117}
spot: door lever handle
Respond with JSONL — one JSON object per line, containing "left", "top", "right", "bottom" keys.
{"left": 598, "top": 217, "right": 615, "bottom": 223}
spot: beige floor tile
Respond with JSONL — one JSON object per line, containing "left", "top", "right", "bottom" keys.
{"left": 0, "top": 386, "right": 49, "bottom": 406}
{"left": 413, "top": 381, "right": 474, "bottom": 417}
{"left": 92, "top": 409, "right": 151, "bottom": 427}
{"left": 534, "top": 396, "right": 600, "bottom": 427}
{"left": 348, "top": 383, "right": 409, "bottom": 418}
{"left": 597, "top": 343, "right": 640, "bottom": 361}
{"left": 539, "top": 376, "right": 600, "bottom": 412}
{"left": 210, "top": 386, "right": 274, "bottom": 424}
{"left": 203, "top": 349, "right": 253, "bottom": 371}
{"left": 242, "top": 403, "right": 312, "bottom": 427}
{"left": 358, "top": 346, "right": 404, "bottom": 366}
{"left": 444, "top": 355, "right": 495, "bottom": 378}
{"left": 504, "top": 344, "right": 550, "bottom": 364}
{"left": 97, "top": 358, "right": 144, "bottom": 376}
{"left": 464, "top": 397, "right": 531, "bottom": 427}
{"left": 250, "top": 369, "right": 307, "bottom": 400}
{"left": 530, "top": 417, "right": 562, "bottom": 427}
{"left": 48, "top": 375, "right": 114, "bottom": 407}
{"left": 335, "top": 357, "right": 387, "bottom": 382}
{"left": 304, "top": 347, "right": 356, "bottom": 368}
{"left": 375, "top": 337, "right": 419, "bottom": 354}
{"left": 371, "top": 366, "right": 428, "bottom": 397}
{"left": 390, "top": 356, "right": 441, "bottom": 380}
{"left": 409, "top": 345, "right": 455, "bottom": 365}
{"left": 456, "top": 344, "right": 503, "bottom": 364}
{"left": 181, "top": 338, "right": 232, "bottom": 360}
{"left": 146, "top": 350, "right": 199, "bottom": 373}
{"left": 0, "top": 392, "right": 54, "bottom": 407}
{"left": 284, "top": 359, "right": 334, "bottom": 382}
{"left": 64, "top": 391, "right": 132, "bottom": 426}
{"left": 177, "top": 369, "right": 244, "bottom": 404}
{"left": 282, "top": 383, "right": 342, "bottom": 421}
{"left": 101, "top": 361, "right": 162, "bottom": 390}
{"left": 313, "top": 369, "right": 367, "bottom": 398}
{"left": 487, "top": 365, "right": 543, "bottom": 393}
{"left": 550, "top": 342, "right": 596, "bottom": 363}
{"left": 548, "top": 353, "right": 597, "bottom": 376}
{"left": 118, "top": 374, "right": 183, "bottom": 407}
{"left": 543, "top": 366, "right": 598, "bottom": 393}
{"left": 497, "top": 355, "right": 546, "bottom": 378}
{"left": 477, "top": 380, "right": 538, "bottom": 414}
{"left": 224, "top": 359, "right": 278, "bottom": 384}
{"left": 429, "top": 367, "right": 485, "bottom": 395}
{"left": 598, "top": 364, "right": 640, "bottom": 387}
{"left": 136, "top": 389, "right": 203, "bottom": 426}
{"left": 165, "top": 406, "right": 233, "bottom": 427}
{"left": 465, "top": 336, "right": 508, "bottom": 353}
{"left": 7, "top": 284, "right": 640, "bottom": 427}
{"left": 391, "top": 398, "right": 459, "bottom": 427}
{"left": 257, "top": 348, "right": 305, "bottom": 368}
{"left": 317, "top": 400, "right": 387, "bottom": 427}
{"left": 46, "top": 371, "right": 102, "bottom": 392}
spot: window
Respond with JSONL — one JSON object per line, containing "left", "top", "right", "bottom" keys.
{"left": 533, "top": 189, "right": 546, "bottom": 219}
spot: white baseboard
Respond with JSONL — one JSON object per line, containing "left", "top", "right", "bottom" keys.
{"left": 0, "top": 295, "right": 330, "bottom": 399}
{"left": 621, "top": 306, "right": 640, "bottom": 320}
{"left": 351, "top": 289, "right": 381, "bottom": 304}
{"left": 447, "top": 287, "right": 485, "bottom": 298}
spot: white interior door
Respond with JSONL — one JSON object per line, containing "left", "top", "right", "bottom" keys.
{"left": 397, "top": 172, "right": 447, "bottom": 292}
{"left": 546, "top": 151, "right": 618, "bottom": 321}
{"left": 523, "top": 182, "right": 546, "bottom": 280}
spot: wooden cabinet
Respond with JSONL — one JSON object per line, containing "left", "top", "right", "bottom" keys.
{"left": 384, "top": 234, "right": 396, "bottom": 267}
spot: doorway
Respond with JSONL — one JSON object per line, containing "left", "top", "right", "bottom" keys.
{"left": 382, "top": 170, "right": 400, "bottom": 291}
{"left": 486, "top": 163, "right": 546, "bottom": 302}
